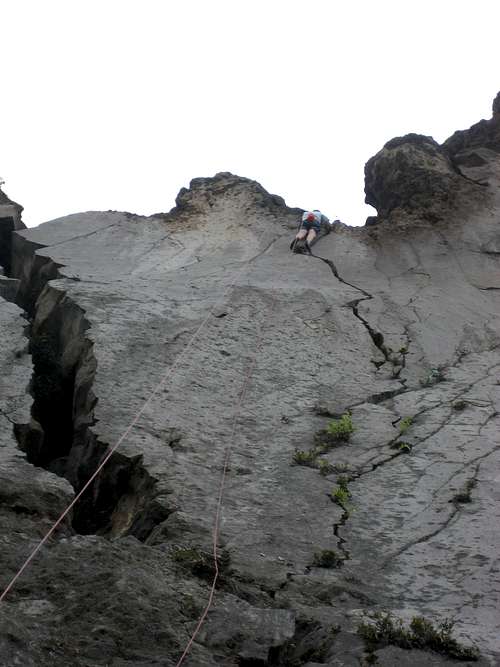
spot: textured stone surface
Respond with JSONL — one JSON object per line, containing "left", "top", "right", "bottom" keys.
{"left": 443, "top": 95, "right": 500, "bottom": 158}
{"left": 0, "top": 297, "right": 74, "bottom": 631}
{"left": 0, "top": 186, "right": 25, "bottom": 279}
{"left": 1, "top": 95, "right": 500, "bottom": 666}
{"left": 364, "top": 134, "right": 463, "bottom": 220}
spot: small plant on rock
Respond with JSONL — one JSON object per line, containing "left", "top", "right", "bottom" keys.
{"left": 318, "top": 459, "right": 335, "bottom": 476}
{"left": 331, "top": 485, "right": 351, "bottom": 508}
{"left": 292, "top": 448, "right": 318, "bottom": 467}
{"left": 336, "top": 474, "right": 351, "bottom": 490}
{"left": 399, "top": 416, "right": 413, "bottom": 434}
{"left": 313, "top": 549, "right": 343, "bottom": 569}
{"left": 390, "top": 441, "right": 412, "bottom": 453}
{"left": 410, "top": 616, "right": 479, "bottom": 660}
{"left": 357, "top": 612, "right": 480, "bottom": 661}
{"left": 172, "top": 546, "right": 230, "bottom": 580}
{"left": 452, "top": 478, "right": 476, "bottom": 504}
{"left": 315, "top": 413, "right": 355, "bottom": 452}
{"left": 333, "top": 462, "right": 350, "bottom": 474}
{"left": 327, "top": 412, "right": 355, "bottom": 441}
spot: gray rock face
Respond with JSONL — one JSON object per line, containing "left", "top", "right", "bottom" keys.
{"left": 1, "top": 90, "right": 500, "bottom": 667}
{"left": 493, "top": 92, "right": 500, "bottom": 117}
{"left": 0, "top": 186, "right": 25, "bottom": 281}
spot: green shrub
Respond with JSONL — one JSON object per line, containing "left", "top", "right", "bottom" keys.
{"left": 331, "top": 485, "right": 351, "bottom": 508}
{"left": 336, "top": 475, "right": 350, "bottom": 490}
{"left": 410, "top": 616, "right": 479, "bottom": 660}
{"left": 357, "top": 613, "right": 479, "bottom": 661}
{"left": 314, "top": 413, "right": 355, "bottom": 453}
{"left": 327, "top": 413, "right": 355, "bottom": 441}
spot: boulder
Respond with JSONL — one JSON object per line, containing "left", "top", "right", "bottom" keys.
{"left": 364, "top": 134, "right": 462, "bottom": 220}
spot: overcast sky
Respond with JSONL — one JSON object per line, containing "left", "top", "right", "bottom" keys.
{"left": 1, "top": 0, "right": 499, "bottom": 228}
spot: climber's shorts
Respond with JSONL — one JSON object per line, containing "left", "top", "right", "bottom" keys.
{"left": 302, "top": 219, "right": 321, "bottom": 233}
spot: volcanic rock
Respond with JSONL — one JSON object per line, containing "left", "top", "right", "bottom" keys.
{"left": 0, "top": 186, "right": 25, "bottom": 281}
{"left": 364, "top": 134, "right": 469, "bottom": 221}
{"left": 443, "top": 92, "right": 500, "bottom": 157}
{"left": 1, "top": 94, "right": 500, "bottom": 666}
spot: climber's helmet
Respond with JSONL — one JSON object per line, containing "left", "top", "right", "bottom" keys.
{"left": 306, "top": 212, "right": 316, "bottom": 222}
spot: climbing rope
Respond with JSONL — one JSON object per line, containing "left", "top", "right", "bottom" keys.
{"left": 1, "top": 229, "right": 324, "bottom": 662}
{"left": 175, "top": 298, "right": 275, "bottom": 666}
{"left": 0, "top": 257, "right": 255, "bottom": 604}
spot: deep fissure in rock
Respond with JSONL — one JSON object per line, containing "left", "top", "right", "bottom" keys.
{"left": 28, "top": 329, "right": 77, "bottom": 469}
{"left": 306, "top": 253, "right": 399, "bottom": 565}
{"left": 333, "top": 510, "right": 351, "bottom": 562}
{"left": 0, "top": 215, "right": 16, "bottom": 274}
{"left": 311, "top": 253, "right": 391, "bottom": 364}
{"left": 350, "top": 298, "right": 390, "bottom": 362}
{"left": 7, "top": 241, "right": 169, "bottom": 540}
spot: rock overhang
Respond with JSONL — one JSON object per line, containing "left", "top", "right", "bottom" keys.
{"left": 171, "top": 171, "right": 302, "bottom": 220}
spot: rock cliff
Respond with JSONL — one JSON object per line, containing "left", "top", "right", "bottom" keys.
{"left": 0, "top": 96, "right": 499, "bottom": 666}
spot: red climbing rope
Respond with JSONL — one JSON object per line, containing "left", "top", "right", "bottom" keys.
{"left": 0, "top": 261, "right": 251, "bottom": 604}
{"left": 175, "top": 298, "right": 274, "bottom": 667}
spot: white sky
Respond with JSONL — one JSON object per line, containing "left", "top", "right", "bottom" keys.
{"left": 1, "top": 0, "right": 499, "bottom": 228}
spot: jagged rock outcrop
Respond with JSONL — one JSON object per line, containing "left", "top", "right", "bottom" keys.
{"left": 443, "top": 92, "right": 500, "bottom": 158}
{"left": 365, "top": 95, "right": 500, "bottom": 227}
{"left": 0, "top": 187, "right": 25, "bottom": 299}
{"left": 172, "top": 171, "right": 296, "bottom": 216}
{"left": 0, "top": 187, "right": 24, "bottom": 227}
{"left": 1, "top": 95, "right": 500, "bottom": 666}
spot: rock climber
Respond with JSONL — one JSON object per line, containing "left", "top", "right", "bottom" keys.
{"left": 291, "top": 210, "right": 330, "bottom": 253}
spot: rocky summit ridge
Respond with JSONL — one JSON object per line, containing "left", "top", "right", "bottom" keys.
{"left": 0, "top": 93, "right": 499, "bottom": 666}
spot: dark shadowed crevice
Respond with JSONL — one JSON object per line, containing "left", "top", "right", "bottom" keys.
{"left": 69, "top": 432, "right": 173, "bottom": 538}
{"left": 303, "top": 251, "right": 403, "bottom": 566}
{"left": 0, "top": 216, "right": 16, "bottom": 274}
{"left": 309, "top": 253, "right": 392, "bottom": 366}
{"left": 230, "top": 616, "right": 336, "bottom": 665}
{"left": 264, "top": 619, "right": 337, "bottom": 665}
{"left": 7, "top": 238, "right": 172, "bottom": 541}
{"left": 28, "top": 329, "right": 77, "bottom": 469}
{"left": 349, "top": 298, "right": 390, "bottom": 363}
{"left": 333, "top": 510, "right": 351, "bottom": 563}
